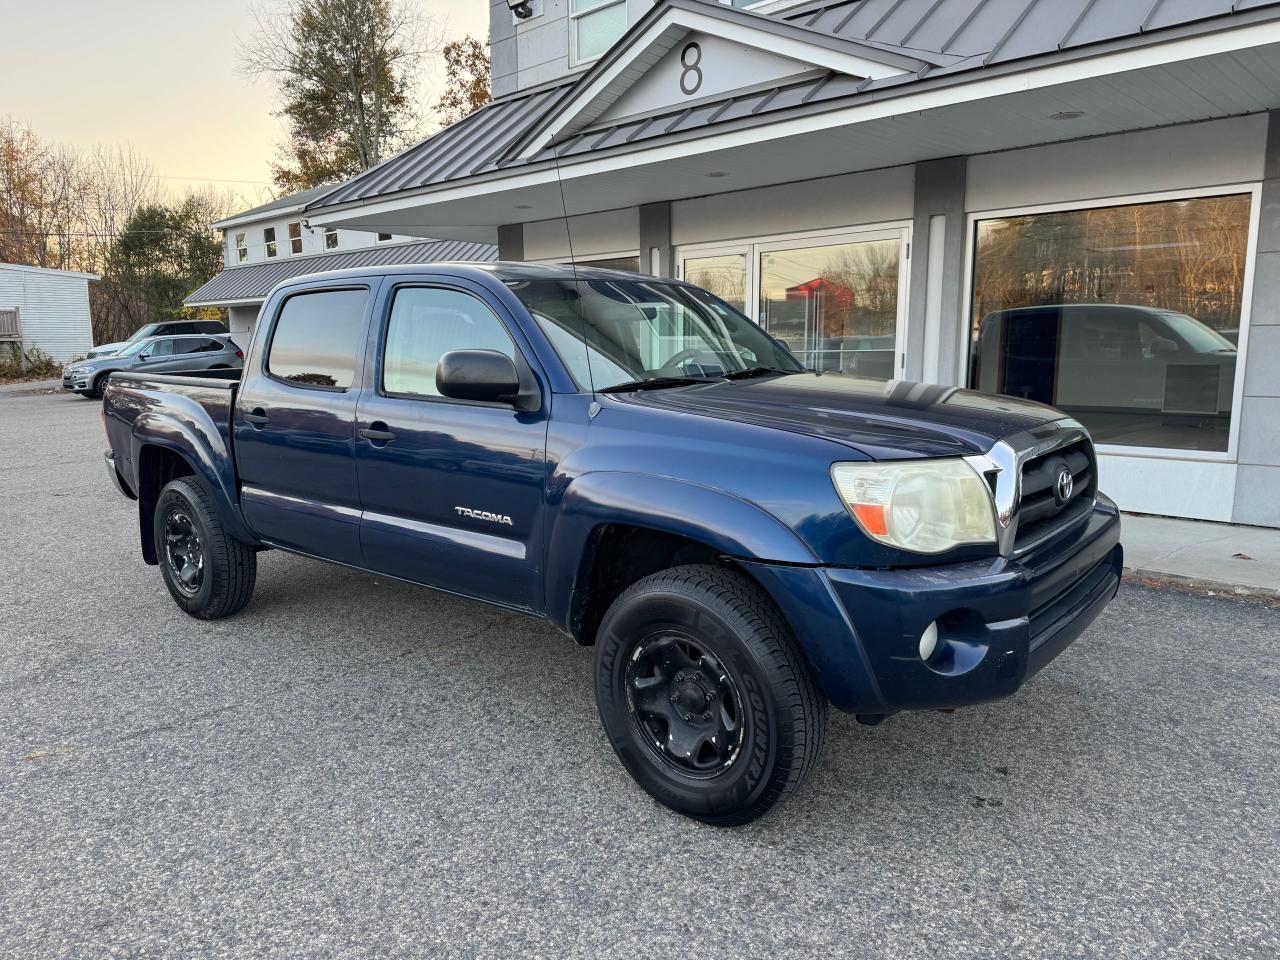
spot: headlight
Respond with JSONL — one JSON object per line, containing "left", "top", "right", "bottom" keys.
{"left": 831, "top": 459, "right": 997, "bottom": 554}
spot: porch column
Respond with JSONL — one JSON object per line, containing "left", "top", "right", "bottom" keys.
{"left": 906, "top": 157, "right": 968, "bottom": 385}
{"left": 639, "top": 202, "right": 673, "bottom": 277}
{"left": 1233, "top": 108, "right": 1280, "bottom": 525}
{"left": 497, "top": 223, "right": 525, "bottom": 261}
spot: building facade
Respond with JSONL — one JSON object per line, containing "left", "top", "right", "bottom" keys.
{"left": 261, "top": 0, "right": 1280, "bottom": 525}
{"left": 0, "top": 263, "right": 97, "bottom": 364}
{"left": 190, "top": 188, "right": 495, "bottom": 338}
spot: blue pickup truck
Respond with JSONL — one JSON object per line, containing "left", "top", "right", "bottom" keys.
{"left": 102, "top": 263, "right": 1122, "bottom": 825}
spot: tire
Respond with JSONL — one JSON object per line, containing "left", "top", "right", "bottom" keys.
{"left": 593, "top": 564, "right": 827, "bottom": 826}
{"left": 154, "top": 477, "right": 257, "bottom": 620}
{"left": 86, "top": 375, "right": 107, "bottom": 399}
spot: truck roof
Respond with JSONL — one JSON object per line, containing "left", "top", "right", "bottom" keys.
{"left": 270, "top": 260, "right": 668, "bottom": 291}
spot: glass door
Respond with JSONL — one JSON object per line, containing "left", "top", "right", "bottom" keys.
{"left": 757, "top": 230, "right": 907, "bottom": 378}
{"left": 679, "top": 228, "right": 910, "bottom": 377}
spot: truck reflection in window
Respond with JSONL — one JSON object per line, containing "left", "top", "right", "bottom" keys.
{"left": 972, "top": 304, "right": 1236, "bottom": 451}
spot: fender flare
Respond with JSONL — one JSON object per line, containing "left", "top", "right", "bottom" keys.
{"left": 130, "top": 406, "right": 255, "bottom": 557}
{"left": 543, "top": 471, "right": 817, "bottom": 636}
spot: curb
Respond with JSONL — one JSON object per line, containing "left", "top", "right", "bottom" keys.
{"left": 1122, "top": 566, "right": 1280, "bottom": 602}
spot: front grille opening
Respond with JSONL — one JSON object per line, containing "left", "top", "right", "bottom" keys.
{"left": 1014, "top": 438, "right": 1096, "bottom": 551}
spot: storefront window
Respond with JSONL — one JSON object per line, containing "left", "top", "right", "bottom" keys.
{"left": 684, "top": 253, "right": 747, "bottom": 314}
{"left": 970, "top": 194, "right": 1251, "bottom": 452}
{"left": 759, "top": 238, "right": 900, "bottom": 377}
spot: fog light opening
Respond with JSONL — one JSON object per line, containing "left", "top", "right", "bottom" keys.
{"left": 919, "top": 621, "right": 940, "bottom": 663}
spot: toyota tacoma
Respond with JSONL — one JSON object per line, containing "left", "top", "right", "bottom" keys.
{"left": 101, "top": 263, "right": 1122, "bottom": 826}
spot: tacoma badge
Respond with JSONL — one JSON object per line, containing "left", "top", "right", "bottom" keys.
{"left": 455, "top": 506, "right": 514, "bottom": 526}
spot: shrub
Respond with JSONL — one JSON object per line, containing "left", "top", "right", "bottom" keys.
{"left": 0, "top": 346, "right": 63, "bottom": 380}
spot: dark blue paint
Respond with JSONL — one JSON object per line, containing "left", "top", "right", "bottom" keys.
{"left": 103, "top": 263, "right": 1123, "bottom": 716}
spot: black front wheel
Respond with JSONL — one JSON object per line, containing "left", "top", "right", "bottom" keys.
{"left": 594, "top": 564, "right": 827, "bottom": 826}
{"left": 154, "top": 477, "right": 257, "bottom": 619}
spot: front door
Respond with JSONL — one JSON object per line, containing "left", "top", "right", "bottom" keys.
{"left": 233, "top": 284, "right": 374, "bottom": 566}
{"left": 354, "top": 280, "right": 549, "bottom": 611}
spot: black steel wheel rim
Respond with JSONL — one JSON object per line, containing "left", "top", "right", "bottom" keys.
{"left": 163, "top": 508, "right": 204, "bottom": 595}
{"left": 624, "top": 632, "right": 745, "bottom": 778}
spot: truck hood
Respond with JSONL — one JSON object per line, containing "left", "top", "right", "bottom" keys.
{"left": 616, "top": 373, "right": 1065, "bottom": 459}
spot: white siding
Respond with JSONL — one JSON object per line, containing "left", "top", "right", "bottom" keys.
{"left": 223, "top": 218, "right": 418, "bottom": 267}
{"left": 0, "top": 266, "right": 95, "bottom": 364}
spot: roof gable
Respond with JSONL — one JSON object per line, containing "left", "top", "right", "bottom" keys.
{"left": 515, "top": 0, "right": 924, "bottom": 158}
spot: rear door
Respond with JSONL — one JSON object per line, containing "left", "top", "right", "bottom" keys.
{"left": 233, "top": 282, "right": 376, "bottom": 565}
{"left": 353, "top": 278, "right": 550, "bottom": 611}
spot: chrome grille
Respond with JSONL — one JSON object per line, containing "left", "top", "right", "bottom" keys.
{"left": 964, "top": 418, "right": 1097, "bottom": 557}
{"left": 1013, "top": 438, "right": 1096, "bottom": 552}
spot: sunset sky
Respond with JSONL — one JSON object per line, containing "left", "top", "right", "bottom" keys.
{"left": 1, "top": 0, "right": 490, "bottom": 210}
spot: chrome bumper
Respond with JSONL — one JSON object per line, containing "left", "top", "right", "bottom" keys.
{"left": 104, "top": 450, "right": 135, "bottom": 500}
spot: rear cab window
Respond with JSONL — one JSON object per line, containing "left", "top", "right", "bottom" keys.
{"left": 267, "top": 288, "right": 368, "bottom": 390}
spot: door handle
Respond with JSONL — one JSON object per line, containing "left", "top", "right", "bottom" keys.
{"left": 243, "top": 408, "right": 269, "bottom": 427}
{"left": 358, "top": 422, "right": 396, "bottom": 444}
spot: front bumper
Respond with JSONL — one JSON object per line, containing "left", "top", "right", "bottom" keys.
{"left": 62, "top": 370, "right": 94, "bottom": 392}
{"left": 743, "top": 497, "right": 1122, "bottom": 714}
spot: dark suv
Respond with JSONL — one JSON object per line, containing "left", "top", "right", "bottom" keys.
{"left": 86, "top": 319, "right": 228, "bottom": 359}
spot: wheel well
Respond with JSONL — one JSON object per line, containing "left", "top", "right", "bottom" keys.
{"left": 570, "top": 525, "right": 731, "bottom": 645}
{"left": 136, "top": 445, "right": 196, "bottom": 564}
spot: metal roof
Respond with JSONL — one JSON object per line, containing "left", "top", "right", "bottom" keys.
{"left": 787, "top": 0, "right": 1280, "bottom": 70}
{"left": 184, "top": 239, "right": 497, "bottom": 306}
{"left": 305, "top": 0, "right": 1280, "bottom": 214}
{"left": 313, "top": 83, "right": 569, "bottom": 209}
{"left": 212, "top": 184, "right": 339, "bottom": 229}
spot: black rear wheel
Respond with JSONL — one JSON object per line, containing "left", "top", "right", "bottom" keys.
{"left": 154, "top": 477, "right": 257, "bottom": 619}
{"left": 594, "top": 564, "right": 827, "bottom": 826}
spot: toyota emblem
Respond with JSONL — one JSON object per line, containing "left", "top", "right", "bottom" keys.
{"left": 1055, "top": 467, "right": 1074, "bottom": 504}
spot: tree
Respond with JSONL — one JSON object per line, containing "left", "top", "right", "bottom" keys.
{"left": 102, "top": 196, "right": 226, "bottom": 333}
{"left": 241, "top": 0, "right": 433, "bottom": 192}
{"left": 0, "top": 118, "right": 86, "bottom": 270}
{"left": 437, "top": 36, "right": 490, "bottom": 126}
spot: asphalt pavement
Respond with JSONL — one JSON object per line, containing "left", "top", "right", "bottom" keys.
{"left": 1, "top": 389, "right": 1277, "bottom": 960}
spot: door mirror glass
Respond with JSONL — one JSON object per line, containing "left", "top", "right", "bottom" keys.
{"left": 436, "top": 349, "right": 520, "bottom": 404}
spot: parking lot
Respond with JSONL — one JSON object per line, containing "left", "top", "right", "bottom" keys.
{"left": 1, "top": 387, "right": 1277, "bottom": 960}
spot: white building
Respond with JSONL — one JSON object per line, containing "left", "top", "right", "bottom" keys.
{"left": 199, "top": 0, "right": 1280, "bottom": 527}
{"left": 0, "top": 263, "right": 98, "bottom": 364}
{"left": 188, "top": 186, "right": 495, "bottom": 339}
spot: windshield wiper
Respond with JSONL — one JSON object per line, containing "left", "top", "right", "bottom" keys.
{"left": 599, "top": 376, "right": 718, "bottom": 394}
{"left": 721, "top": 366, "right": 796, "bottom": 380}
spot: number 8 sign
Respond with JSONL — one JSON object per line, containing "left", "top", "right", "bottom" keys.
{"left": 680, "top": 42, "right": 703, "bottom": 96}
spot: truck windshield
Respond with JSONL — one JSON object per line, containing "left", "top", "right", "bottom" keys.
{"left": 507, "top": 277, "right": 803, "bottom": 391}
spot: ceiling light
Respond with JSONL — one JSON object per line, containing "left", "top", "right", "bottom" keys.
{"left": 1049, "top": 110, "right": 1085, "bottom": 121}
{"left": 705, "top": 171, "right": 728, "bottom": 178}
{"left": 515, "top": 204, "right": 533, "bottom": 209}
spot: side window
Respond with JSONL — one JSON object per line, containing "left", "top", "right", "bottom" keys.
{"left": 192, "top": 339, "right": 223, "bottom": 353}
{"left": 383, "top": 287, "right": 515, "bottom": 400}
{"left": 147, "top": 339, "right": 176, "bottom": 358}
{"left": 267, "top": 288, "right": 368, "bottom": 390}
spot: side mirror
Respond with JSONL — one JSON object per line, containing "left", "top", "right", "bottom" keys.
{"left": 137, "top": 353, "right": 149, "bottom": 361}
{"left": 437, "top": 349, "right": 522, "bottom": 405}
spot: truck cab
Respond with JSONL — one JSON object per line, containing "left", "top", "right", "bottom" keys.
{"left": 102, "top": 263, "right": 1122, "bottom": 826}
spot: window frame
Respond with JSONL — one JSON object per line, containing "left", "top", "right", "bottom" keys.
{"left": 235, "top": 232, "right": 248, "bottom": 263}
{"left": 376, "top": 282, "right": 529, "bottom": 408}
{"left": 263, "top": 285, "right": 371, "bottom": 394}
{"left": 569, "top": 0, "right": 627, "bottom": 66}
{"left": 324, "top": 227, "right": 339, "bottom": 250}
{"left": 263, "top": 226, "right": 277, "bottom": 259}
{"left": 961, "top": 183, "right": 1263, "bottom": 464}
{"left": 288, "top": 221, "right": 303, "bottom": 255}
